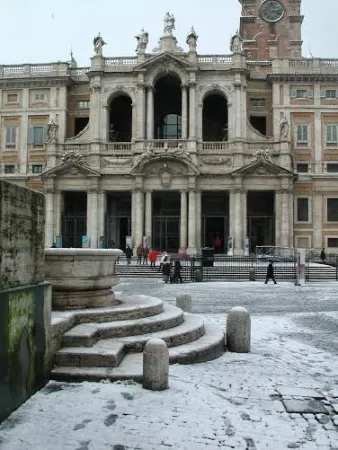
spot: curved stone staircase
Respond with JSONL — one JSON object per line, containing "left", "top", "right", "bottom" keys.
{"left": 51, "top": 295, "right": 225, "bottom": 382}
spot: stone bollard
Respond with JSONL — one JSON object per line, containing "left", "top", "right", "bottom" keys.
{"left": 226, "top": 306, "right": 251, "bottom": 353}
{"left": 176, "top": 294, "right": 192, "bottom": 312}
{"left": 143, "top": 338, "right": 169, "bottom": 391}
{"left": 249, "top": 268, "right": 256, "bottom": 281}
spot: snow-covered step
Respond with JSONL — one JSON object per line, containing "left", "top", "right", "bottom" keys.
{"left": 55, "top": 340, "right": 125, "bottom": 368}
{"left": 62, "top": 305, "right": 184, "bottom": 348}
{"left": 74, "top": 295, "right": 164, "bottom": 323}
{"left": 118, "top": 314, "right": 205, "bottom": 351}
{"left": 51, "top": 324, "right": 225, "bottom": 382}
{"left": 168, "top": 324, "right": 225, "bottom": 364}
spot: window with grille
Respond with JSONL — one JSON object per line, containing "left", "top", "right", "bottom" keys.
{"left": 76, "top": 100, "right": 90, "bottom": 109}
{"left": 327, "top": 163, "right": 338, "bottom": 173}
{"left": 34, "top": 93, "right": 45, "bottom": 102}
{"left": 250, "top": 98, "right": 266, "bottom": 107}
{"left": 296, "top": 163, "right": 308, "bottom": 173}
{"left": 28, "top": 126, "right": 46, "bottom": 145}
{"left": 5, "top": 126, "right": 17, "bottom": 148}
{"left": 32, "top": 164, "right": 43, "bottom": 173}
{"left": 328, "top": 237, "right": 338, "bottom": 247}
{"left": 297, "top": 198, "right": 309, "bottom": 222}
{"left": 326, "top": 125, "right": 338, "bottom": 147}
{"left": 327, "top": 198, "right": 338, "bottom": 221}
{"left": 4, "top": 165, "right": 15, "bottom": 173}
{"left": 296, "top": 125, "right": 309, "bottom": 146}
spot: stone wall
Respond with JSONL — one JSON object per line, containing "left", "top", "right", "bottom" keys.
{"left": 0, "top": 181, "right": 51, "bottom": 423}
{"left": 0, "top": 180, "right": 45, "bottom": 291}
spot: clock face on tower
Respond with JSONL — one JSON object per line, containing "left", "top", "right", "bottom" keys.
{"left": 260, "top": 0, "right": 285, "bottom": 23}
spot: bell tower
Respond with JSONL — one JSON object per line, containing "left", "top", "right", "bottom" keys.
{"left": 238, "top": 0, "right": 303, "bottom": 60}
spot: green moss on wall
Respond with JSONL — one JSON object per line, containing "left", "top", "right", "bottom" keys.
{"left": 8, "top": 290, "right": 36, "bottom": 393}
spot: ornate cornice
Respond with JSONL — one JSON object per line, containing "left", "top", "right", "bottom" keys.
{"left": 0, "top": 77, "right": 71, "bottom": 89}
{"left": 267, "top": 73, "right": 338, "bottom": 83}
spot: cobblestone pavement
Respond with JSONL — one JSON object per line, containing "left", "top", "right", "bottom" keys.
{"left": 0, "top": 280, "right": 338, "bottom": 449}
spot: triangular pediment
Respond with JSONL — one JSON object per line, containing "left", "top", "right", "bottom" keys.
{"left": 41, "top": 159, "right": 101, "bottom": 179}
{"left": 231, "top": 157, "right": 293, "bottom": 177}
{"left": 134, "top": 51, "right": 198, "bottom": 72}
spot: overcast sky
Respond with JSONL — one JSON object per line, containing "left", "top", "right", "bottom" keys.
{"left": 0, "top": 0, "right": 337, "bottom": 66}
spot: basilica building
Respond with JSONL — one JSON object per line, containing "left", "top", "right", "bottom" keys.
{"left": 1, "top": 0, "right": 338, "bottom": 255}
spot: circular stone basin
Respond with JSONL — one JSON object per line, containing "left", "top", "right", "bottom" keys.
{"left": 45, "top": 248, "right": 123, "bottom": 309}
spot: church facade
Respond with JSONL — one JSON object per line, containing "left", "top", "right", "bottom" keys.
{"left": 1, "top": 0, "right": 338, "bottom": 254}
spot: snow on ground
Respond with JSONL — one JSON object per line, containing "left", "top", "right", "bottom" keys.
{"left": 1, "top": 281, "right": 338, "bottom": 450}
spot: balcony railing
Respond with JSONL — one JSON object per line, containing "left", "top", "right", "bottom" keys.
{"left": 272, "top": 58, "right": 338, "bottom": 74}
{"left": 198, "top": 55, "right": 232, "bottom": 65}
{"left": 0, "top": 63, "right": 69, "bottom": 78}
{"left": 105, "top": 143, "right": 133, "bottom": 152}
{"left": 145, "top": 140, "right": 188, "bottom": 150}
{"left": 199, "top": 142, "right": 229, "bottom": 152}
{"left": 104, "top": 57, "right": 138, "bottom": 67}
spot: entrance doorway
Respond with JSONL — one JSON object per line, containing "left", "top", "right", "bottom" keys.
{"left": 62, "top": 191, "right": 87, "bottom": 248}
{"left": 247, "top": 191, "right": 275, "bottom": 253}
{"left": 152, "top": 191, "right": 180, "bottom": 252}
{"left": 202, "top": 192, "right": 229, "bottom": 253}
{"left": 106, "top": 192, "right": 131, "bottom": 250}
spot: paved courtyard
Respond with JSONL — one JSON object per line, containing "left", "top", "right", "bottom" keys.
{"left": 1, "top": 280, "right": 338, "bottom": 449}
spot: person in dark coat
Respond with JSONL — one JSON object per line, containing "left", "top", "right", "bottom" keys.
{"left": 172, "top": 260, "right": 183, "bottom": 283}
{"left": 265, "top": 262, "right": 277, "bottom": 284}
{"left": 125, "top": 246, "right": 133, "bottom": 265}
{"left": 320, "top": 248, "right": 326, "bottom": 263}
{"left": 162, "top": 256, "right": 170, "bottom": 283}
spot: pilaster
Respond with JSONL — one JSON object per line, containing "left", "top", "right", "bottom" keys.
{"left": 188, "top": 82, "right": 196, "bottom": 140}
{"left": 312, "top": 194, "right": 323, "bottom": 250}
{"left": 229, "top": 188, "right": 242, "bottom": 254}
{"left": 97, "top": 190, "right": 106, "bottom": 239}
{"left": 181, "top": 85, "right": 188, "bottom": 140}
{"left": 144, "top": 190, "right": 152, "bottom": 243}
{"left": 87, "top": 189, "right": 99, "bottom": 248}
{"left": 195, "top": 190, "right": 202, "bottom": 252}
{"left": 180, "top": 190, "right": 188, "bottom": 251}
{"left": 134, "top": 189, "right": 144, "bottom": 251}
{"left": 54, "top": 191, "right": 62, "bottom": 236}
{"left": 146, "top": 86, "right": 154, "bottom": 140}
{"left": 187, "top": 189, "right": 196, "bottom": 253}
{"left": 45, "top": 187, "right": 54, "bottom": 247}
{"left": 136, "top": 79, "right": 146, "bottom": 140}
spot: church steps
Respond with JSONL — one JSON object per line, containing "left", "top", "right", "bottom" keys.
{"left": 62, "top": 305, "right": 184, "bottom": 348}
{"left": 51, "top": 324, "right": 225, "bottom": 382}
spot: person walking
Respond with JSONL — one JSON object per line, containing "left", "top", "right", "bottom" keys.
{"left": 320, "top": 248, "right": 326, "bottom": 263}
{"left": 143, "top": 247, "right": 149, "bottom": 265}
{"left": 136, "top": 246, "right": 143, "bottom": 265}
{"left": 265, "top": 262, "right": 277, "bottom": 284}
{"left": 162, "top": 256, "right": 170, "bottom": 283}
{"left": 158, "top": 251, "right": 168, "bottom": 272}
{"left": 125, "top": 246, "right": 133, "bottom": 265}
{"left": 172, "top": 259, "right": 183, "bottom": 283}
{"left": 149, "top": 249, "right": 158, "bottom": 269}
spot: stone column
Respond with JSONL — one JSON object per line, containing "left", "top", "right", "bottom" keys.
{"left": 54, "top": 191, "right": 62, "bottom": 237}
{"left": 145, "top": 190, "right": 152, "bottom": 243}
{"left": 280, "top": 190, "right": 290, "bottom": 248}
{"left": 90, "top": 83, "right": 101, "bottom": 141}
{"left": 313, "top": 194, "right": 323, "bottom": 250}
{"left": 131, "top": 190, "right": 137, "bottom": 248}
{"left": 189, "top": 82, "right": 196, "bottom": 140}
{"left": 195, "top": 190, "right": 202, "bottom": 252}
{"left": 135, "top": 189, "right": 144, "bottom": 249}
{"left": 45, "top": 189, "right": 54, "bottom": 247}
{"left": 241, "top": 190, "right": 247, "bottom": 246}
{"left": 229, "top": 189, "right": 242, "bottom": 254}
{"left": 188, "top": 190, "right": 196, "bottom": 253}
{"left": 181, "top": 85, "right": 188, "bottom": 140}
{"left": 137, "top": 83, "right": 145, "bottom": 140}
{"left": 131, "top": 103, "right": 137, "bottom": 141}
{"left": 234, "top": 83, "right": 242, "bottom": 139}
{"left": 87, "top": 190, "right": 98, "bottom": 248}
{"left": 180, "top": 190, "right": 188, "bottom": 250}
{"left": 97, "top": 190, "right": 106, "bottom": 242}
{"left": 146, "top": 86, "right": 154, "bottom": 140}
{"left": 275, "top": 191, "right": 283, "bottom": 247}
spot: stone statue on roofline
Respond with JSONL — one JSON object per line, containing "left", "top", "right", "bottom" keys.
{"left": 163, "top": 12, "right": 175, "bottom": 36}
{"left": 230, "top": 30, "right": 243, "bottom": 53}
{"left": 135, "top": 28, "right": 149, "bottom": 54}
{"left": 93, "top": 33, "right": 106, "bottom": 56}
{"left": 186, "top": 27, "right": 198, "bottom": 52}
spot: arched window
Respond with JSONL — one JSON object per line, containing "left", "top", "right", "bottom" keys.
{"left": 158, "top": 114, "right": 182, "bottom": 139}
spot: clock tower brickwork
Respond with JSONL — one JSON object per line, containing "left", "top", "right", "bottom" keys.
{"left": 238, "top": 0, "right": 303, "bottom": 60}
